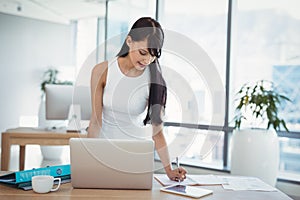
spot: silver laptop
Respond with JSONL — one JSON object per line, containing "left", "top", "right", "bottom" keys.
{"left": 69, "top": 138, "right": 154, "bottom": 189}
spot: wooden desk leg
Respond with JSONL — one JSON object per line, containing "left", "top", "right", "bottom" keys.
{"left": 19, "top": 146, "right": 25, "bottom": 171}
{"left": 1, "top": 133, "right": 10, "bottom": 171}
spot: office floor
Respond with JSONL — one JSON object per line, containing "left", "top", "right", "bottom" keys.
{"left": 1, "top": 145, "right": 70, "bottom": 171}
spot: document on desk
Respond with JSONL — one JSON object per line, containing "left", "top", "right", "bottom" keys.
{"left": 154, "top": 174, "right": 227, "bottom": 186}
{"left": 220, "top": 176, "right": 277, "bottom": 191}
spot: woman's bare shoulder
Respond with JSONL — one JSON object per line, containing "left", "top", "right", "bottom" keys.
{"left": 91, "top": 61, "right": 108, "bottom": 87}
{"left": 92, "top": 61, "right": 108, "bottom": 74}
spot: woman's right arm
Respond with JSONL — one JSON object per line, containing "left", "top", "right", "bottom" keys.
{"left": 87, "top": 61, "right": 108, "bottom": 138}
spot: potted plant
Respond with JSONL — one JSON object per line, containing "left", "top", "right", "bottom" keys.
{"left": 230, "top": 80, "right": 290, "bottom": 186}
{"left": 39, "top": 68, "right": 73, "bottom": 160}
{"left": 40, "top": 68, "right": 73, "bottom": 95}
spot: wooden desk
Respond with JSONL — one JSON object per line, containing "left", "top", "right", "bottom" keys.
{"left": 1, "top": 128, "right": 86, "bottom": 171}
{"left": 0, "top": 173, "right": 292, "bottom": 200}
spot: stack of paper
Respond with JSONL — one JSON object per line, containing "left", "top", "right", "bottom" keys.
{"left": 154, "top": 174, "right": 227, "bottom": 186}
{"left": 154, "top": 174, "right": 277, "bottom": 192}
{"left": 220, "top": 176, "right": 277, "bottom": 191}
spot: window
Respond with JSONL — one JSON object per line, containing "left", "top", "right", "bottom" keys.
{"left": 99, "top": 0, "right": 300, "bottom": 181}
{"left": 230, "top": 0, "right": 300, "bottom": 178}
{"left": 76, "top": 18, "right": 98, "bottom": 71}
{"left": 164, "top": 126, "right": 224, "bottom": 168}
{"left": 279, "top": 137, "right": 300, "bottom": 181}
{"left": 158, "top": 0, "right": 228, "bottom": 167}
{"left": 106, "top": 0, "right": 156, "bottom": 59}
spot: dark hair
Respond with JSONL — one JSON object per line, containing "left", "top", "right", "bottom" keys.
{"left": 117, "top": 17, "right": 167, "bottom": 125}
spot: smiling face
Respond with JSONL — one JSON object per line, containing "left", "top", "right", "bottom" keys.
{"left": 126, "top": 36, "right": 156, "bottom": 71}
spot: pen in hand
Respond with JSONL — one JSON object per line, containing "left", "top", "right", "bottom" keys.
{"left": 176, "top": 156, "right": 181, "bottom": 185}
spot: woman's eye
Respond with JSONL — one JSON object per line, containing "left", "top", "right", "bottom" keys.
{"left": 139, "top": 50, "right": 147, "bottom": 56}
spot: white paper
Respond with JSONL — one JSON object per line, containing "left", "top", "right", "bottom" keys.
{"left": 154, "top": 174, "right": 196, "bottom": 186}
{"left": 220, "top": 176, "right": 277, "bottom": 191}
{"left": 189, "top": 174, "right": 228, "bottom": 185}
{"left": 154, "top": 174, "right": 227, "bottom": 186}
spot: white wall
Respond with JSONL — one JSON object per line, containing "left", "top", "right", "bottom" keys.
{"left": 0, "top": 13, "right": 74, "bottom": 135}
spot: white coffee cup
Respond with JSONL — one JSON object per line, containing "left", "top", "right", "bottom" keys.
{"left": 32, "top": 175, "right": 61, "bottom": 193}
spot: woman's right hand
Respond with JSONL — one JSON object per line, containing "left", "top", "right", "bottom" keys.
{"left": 166, "top": 167, "right": 187, "bottom": 182}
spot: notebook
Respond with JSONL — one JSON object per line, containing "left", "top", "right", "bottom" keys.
{"left": 69, "top": 138, "right": 154, "bottom": 189}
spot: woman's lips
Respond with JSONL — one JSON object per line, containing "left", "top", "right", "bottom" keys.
{"left": 137, "top": 61, "right": 146, "bottom": 68}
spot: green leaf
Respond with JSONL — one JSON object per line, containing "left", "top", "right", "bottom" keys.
{"left": 233, "top": 79, "right": 290, "bottom": 132}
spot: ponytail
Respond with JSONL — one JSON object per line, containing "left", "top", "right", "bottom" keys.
{"left": 143, "top": 60, "right": 167, "bottom": 125}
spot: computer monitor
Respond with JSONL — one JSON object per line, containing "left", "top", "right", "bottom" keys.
{"left": 45, "top": 84, "right": 92, "bottom": 121}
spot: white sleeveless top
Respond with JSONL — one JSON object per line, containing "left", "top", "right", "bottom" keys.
{"left": 101, "top": 58, "right": 152, "bottom": 140}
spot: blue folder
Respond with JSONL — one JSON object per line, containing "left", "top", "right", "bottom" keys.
{"left": 0, "top": 164, "right": 71, "bottom": 190}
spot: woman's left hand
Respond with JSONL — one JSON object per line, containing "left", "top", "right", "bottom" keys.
{"left": 166, "top": 167, "right": 187, "bottom": 182}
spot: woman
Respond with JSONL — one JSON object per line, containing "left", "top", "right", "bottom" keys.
{"left": 87, "top": 17, "right": 186, "bottom": 181}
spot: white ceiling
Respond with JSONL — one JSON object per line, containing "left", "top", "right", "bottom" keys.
{"left": 0, "top": 0, "right": 107, "bottom": 24}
